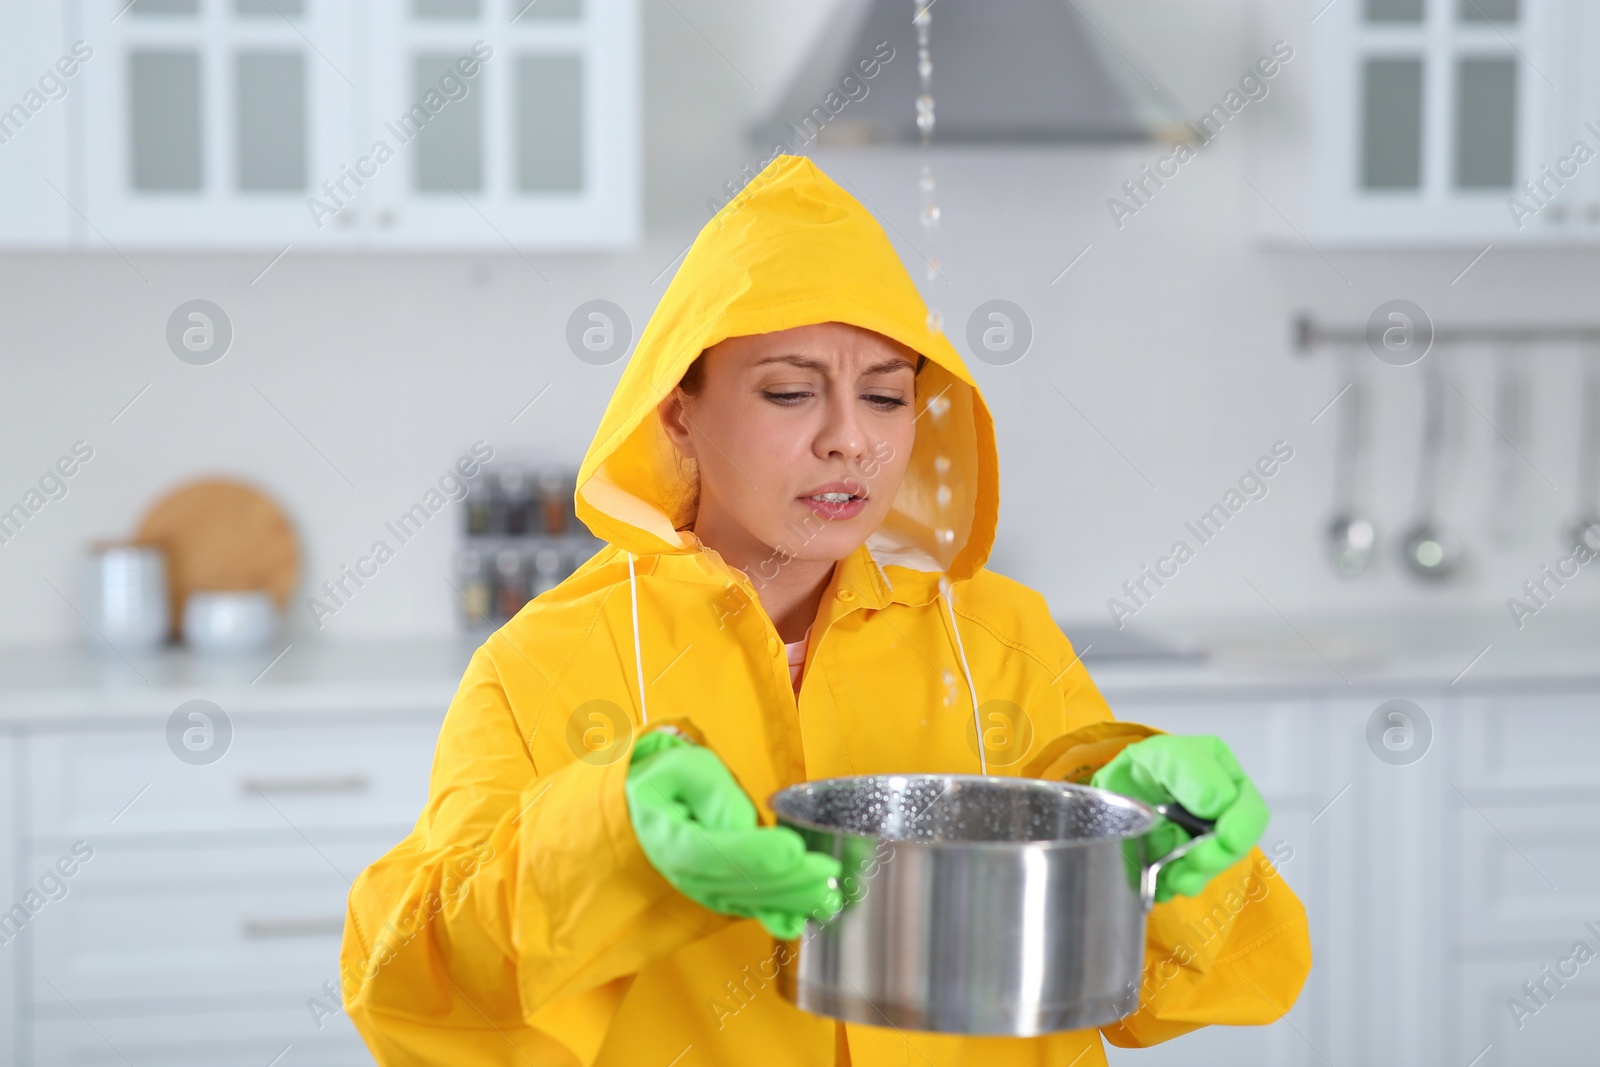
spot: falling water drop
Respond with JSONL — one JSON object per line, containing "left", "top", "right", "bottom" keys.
{"left": 911, "top": 0, "right": 972, "bottom": 760}
{"left": 912, "top": 0, "right": 940, "bottom": 290}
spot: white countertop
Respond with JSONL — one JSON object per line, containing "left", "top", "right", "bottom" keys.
{"left": 1071, "top": 608, "right": 1600, "bottom": 699}
{"left": 0, "top": 638, "right": 478, "bottom": 723}
{"left": 0, "top": 610, "right": 1595, "bottom": 724}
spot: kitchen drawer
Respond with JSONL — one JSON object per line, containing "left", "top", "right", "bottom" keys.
{"left": 24, "top": 839, "right": 395, "bottom": 1005}
{"left": 1451, "top": 957, "right": 1600, "bottom": 1067}
{"left": 1102, "top": 699, "right": 1311, "bottom": 803}
{"left": 1453, "top": 804, "right": 1600, "bottom": 944}
{"left": 27, "top": 715, "right": 439, "bottom": 840}
{"left": 29, "top": 1004, "right": 372, "bottom": 1067}
{"left": 1455, "top": 690, "right": 1600, "bottom": 792}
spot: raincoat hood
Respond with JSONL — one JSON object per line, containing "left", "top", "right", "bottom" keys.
{"left": 575, "top": 154, "right": 999, "bottom": 582}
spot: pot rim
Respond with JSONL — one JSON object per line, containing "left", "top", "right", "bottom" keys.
{"left": 768, "top": 772, "right": 1161, "bottom": 850}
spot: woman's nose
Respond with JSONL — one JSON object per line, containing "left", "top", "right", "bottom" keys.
{"left": 814, "top": 391, "right": 868, "bottom": 461}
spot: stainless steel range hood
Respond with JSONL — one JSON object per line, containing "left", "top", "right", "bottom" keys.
{"left": 750, "top": 0, "right": 1183, "bottom": 147}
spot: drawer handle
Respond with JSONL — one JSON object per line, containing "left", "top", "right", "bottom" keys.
{"left": 241, "top": 916, "right": 347, "bottom": 939}
{"left": 242, "top": 774, "right": 370, "bottom": 796}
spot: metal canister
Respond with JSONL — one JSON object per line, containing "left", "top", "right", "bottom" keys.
{"left": 82, "top": 542, "right": 170, "bottom": 650}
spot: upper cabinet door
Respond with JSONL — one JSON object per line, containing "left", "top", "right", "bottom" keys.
{"left": 1307, "top": 0, "right": 1600, "bottom": 243}
{"left": 358, "top": 0, "right": 639, "bottom": 248}
{"left": 0, "top": 0, "right": 76, "bottom": 244}
{"left": 77, "top": 0, "right": 359, "bottom": 247}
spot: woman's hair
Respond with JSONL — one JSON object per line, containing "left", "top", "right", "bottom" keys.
{"left": 677, "top": 348, "right": 928, "bottom": 397}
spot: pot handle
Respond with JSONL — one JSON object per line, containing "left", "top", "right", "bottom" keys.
{"left": 1140, "top": 802, "right": 1218, "bottom": 912}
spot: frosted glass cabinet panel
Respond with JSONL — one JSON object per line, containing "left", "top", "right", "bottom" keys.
{"left": 1305, "top": 0, "right": 1600, "bottom": 243}
{"left": 1360, "top": 57, "right": 1425, "bottom": 190}
{"left": 5, "top": 0, "right": 637, "bottom": 248}
{"left": 234, "top": 51, "right": 307, "bottom": 191}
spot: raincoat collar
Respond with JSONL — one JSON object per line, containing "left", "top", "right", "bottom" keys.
{"left": 671, "top": 527, "right": 939, "bottom": 612}
{"left": 573, "top": 154, "right": 1000, "bottom": 587}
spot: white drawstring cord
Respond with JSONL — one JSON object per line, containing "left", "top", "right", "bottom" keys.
{"left": 940, "top": 580, "right": 984, "bottom": 776}
{"left": 627, "top": 552, "right": 649, "bottom": 725}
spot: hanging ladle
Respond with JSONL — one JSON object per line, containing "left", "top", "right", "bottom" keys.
{"left": 1326, "top": 343, "right": 1375, "bottom": 575}
{"left": 1488, "top": 342, "right": 1527, "bottom": 548}
{"left": 1565, "top": 344, "right": 1600, "bottom": 553}
{"left": 1401, "top": 351, "right": 1464, "bottom": 579}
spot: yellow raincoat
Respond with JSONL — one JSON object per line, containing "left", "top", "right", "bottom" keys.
{"left": 341, "top": 154, "right": 1311, "bottom": 1066}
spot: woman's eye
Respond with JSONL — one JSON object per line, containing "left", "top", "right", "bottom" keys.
{"left": 865, "top": 394, "right": 908, "bottom": 409}
{"left": 762, "top": 390, "right": 811, "bottom": 405}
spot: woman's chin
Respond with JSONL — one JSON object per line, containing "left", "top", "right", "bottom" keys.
{"left": 770, "top": 529, "right": 868, "bottom": 566}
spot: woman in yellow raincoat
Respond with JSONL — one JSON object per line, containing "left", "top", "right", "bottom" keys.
{"left": 340, "top": 154, "right": 1311, "bottom": 1066}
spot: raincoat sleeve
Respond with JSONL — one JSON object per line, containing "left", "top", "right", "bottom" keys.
{"left": 339, "top": 640, "right": 732, "bottom": 1066}
{"left": 1024, "top": 634, "right": 1314, "bottom": 1046}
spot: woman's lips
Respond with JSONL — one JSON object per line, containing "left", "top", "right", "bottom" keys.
{"left": 797, "top": 492, "right": 867, "bottom": 520}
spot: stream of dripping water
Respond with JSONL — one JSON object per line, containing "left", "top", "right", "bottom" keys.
{"left": 909, "top": 1, "right": 984, "bottom": 775}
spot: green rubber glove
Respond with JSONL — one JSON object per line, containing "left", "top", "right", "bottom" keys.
{"left": 1090, "top": 734, "right": 1270, "bottom": 903}
{"left": 624, "top": 730, "right": 843, "bottom": 939}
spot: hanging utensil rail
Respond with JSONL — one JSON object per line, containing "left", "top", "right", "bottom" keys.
{"left": 1292, "top": 314, "right": 1600, "bottom": 352}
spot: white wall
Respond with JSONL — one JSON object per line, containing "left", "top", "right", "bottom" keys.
{"left": 2, "top": 0, "right": 1598, "bottom": 650}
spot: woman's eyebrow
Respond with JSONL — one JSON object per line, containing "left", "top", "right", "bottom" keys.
{"left": 862, "top": 357, "right": 916, "bottom": 375}
{"left": 752, "top": 354, "right": 829, "bottom": 371}
{"left": 752, "top": 354, "right": 916, "bottom": 375}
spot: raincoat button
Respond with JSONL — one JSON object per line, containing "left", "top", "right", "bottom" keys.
{"left": 767, "top": 636, "right": 779, "bottom": 656}
{"left": 836, "top": 589, "right": 856, "bottom": 602}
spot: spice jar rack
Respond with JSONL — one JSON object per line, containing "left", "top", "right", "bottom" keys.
{"left": 454, "top": 462, "right": 602, "bottom": 632}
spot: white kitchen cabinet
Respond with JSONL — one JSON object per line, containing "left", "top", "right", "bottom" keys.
{"left": 1304, "top": 0, "right": 1600, "bottom": 243}
{"left": 1441, "top": 688, "right": 1600, "bottom": 1067}
{"left": 25, "top": 839, "right": 396, "bottom": 1005}
{"left": 0, "top": 0, "right": 76, "bottom": 244}
{"left": 358, "top": 0, "right": 640, "bottom": 248}
{"left": 0, "top": 733, "right": 18, "bottom": 1067}
{"left": 1451, "top": 956, "right": 1600, "bottom": 1067}
{"left": 2, "top": 0, "right": 638, "bottom": 249}
{"left": 1331, "top": 691, "right": 1452, "bottom": 1067}
{"left": 4, "top": 705, "right": 445, "bottom": 1066}
{"left": 26, "top": 715, "right": 439, "bottom": 841}
{"left": 1453, "top": 688, "right": 1600, "bottom": 792}
{"left": 31, "top": 1005, "right": 372, "bottom": 1067}
{"left": 76, "top": 0, "right": 360, "bottom": 246}
{"left": 1453, "top": 802, "right": 1600, "bottom": 944}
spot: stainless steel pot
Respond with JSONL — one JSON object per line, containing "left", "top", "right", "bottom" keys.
{"left": 768, "top": 773, "right": 1215, "bottom": 1036}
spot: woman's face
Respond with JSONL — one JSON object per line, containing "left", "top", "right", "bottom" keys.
{"left": 659, "top": 321, "right": 919, "bottom": 567}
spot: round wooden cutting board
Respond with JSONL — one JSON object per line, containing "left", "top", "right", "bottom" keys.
{"left": 135, "top": 478, "right": 301, "bottom": 638}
